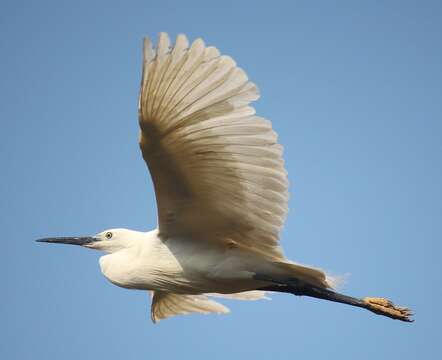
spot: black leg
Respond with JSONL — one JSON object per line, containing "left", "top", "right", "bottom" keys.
{"left": 254, "top": 274, "right": 413, "bottom": 322}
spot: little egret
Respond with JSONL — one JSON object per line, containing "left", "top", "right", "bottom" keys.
{"left": 38, "top": 33, "right": 412, "bottom": 323}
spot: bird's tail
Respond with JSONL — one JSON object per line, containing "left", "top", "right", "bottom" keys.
{"left": 272, "top": 261, "right": 337, "bottom": 289}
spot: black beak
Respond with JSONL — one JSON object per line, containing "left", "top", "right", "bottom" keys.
{"left": 36, "top": 236, "right": 97, "bottom": 246}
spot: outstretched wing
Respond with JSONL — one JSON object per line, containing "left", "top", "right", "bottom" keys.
{"left": 138, "top": 33, "right": 289, "bottom": 259}
{"left": 151, "top": 291, "right": 229, "bottom": 323}
{"left": 150, "top": 291, "right": 268, "bottom": 322}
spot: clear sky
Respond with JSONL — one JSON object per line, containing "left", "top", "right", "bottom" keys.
{"left": 1, "top": 0, "right": 441, "bottom": 359}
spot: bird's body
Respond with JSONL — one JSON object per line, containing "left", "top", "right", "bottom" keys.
{"left": 38, "top": 33, "right": 412, "bottom": 323}
{"left": 97, "top": 229, "right": 324, "bottom": 294}
{"left": 92, "top": 227, "right": 335, "bottom": 322}
{"left": 99, "top": 229, "right": 259, "bottom": 294}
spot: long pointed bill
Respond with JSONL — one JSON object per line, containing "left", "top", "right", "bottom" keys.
{"left": 36, "top": 236, "right": 97, "bottom": 246}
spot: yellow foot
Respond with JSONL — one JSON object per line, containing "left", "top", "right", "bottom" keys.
{"left": 363, "top": 297, "right": 413, "bottom": 322}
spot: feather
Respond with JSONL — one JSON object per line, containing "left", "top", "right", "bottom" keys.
{"left": 138, "top": 33, "right": 289, "bottom": 260}
{"left": 151, "top": 291, "right": 229, "bottom": 323}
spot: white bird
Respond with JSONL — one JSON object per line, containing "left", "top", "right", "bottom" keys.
{"left": 38, "top": 33, "right": 412, "bottom": 323}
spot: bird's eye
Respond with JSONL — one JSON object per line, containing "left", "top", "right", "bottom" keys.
{"left": 105, "top": 232, "right": 113, "bottom": 239}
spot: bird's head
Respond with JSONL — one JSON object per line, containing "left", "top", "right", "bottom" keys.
{"left": 36, "top": 228, "right": 143, "bottom": 253}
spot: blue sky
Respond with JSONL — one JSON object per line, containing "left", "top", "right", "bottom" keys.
{"left": 1, "top": 0, "right": 441, "bottom": 359}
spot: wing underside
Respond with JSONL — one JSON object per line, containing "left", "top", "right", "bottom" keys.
{"left": 138, "top": 33, "right": 289, "bottom": 260}
{"left": 150, "top": 290, "right": 268, "bottom": 322}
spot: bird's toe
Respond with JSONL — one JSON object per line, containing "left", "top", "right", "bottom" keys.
{"left": 363, "top": 297, "right": 414, "bottom": 322}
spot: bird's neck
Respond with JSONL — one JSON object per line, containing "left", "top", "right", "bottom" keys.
{"left": 96, "top": 229, "right": 155, "bottom": 254}
{"left": 98, "top": 229, "right": 164, "bottom": 290}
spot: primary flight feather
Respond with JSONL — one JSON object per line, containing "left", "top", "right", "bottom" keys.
{"left": 38, "top": 33, "right": 412, "bottom": 323}
{"left": 139, "top": 33, "right": 288, "bottom": 259}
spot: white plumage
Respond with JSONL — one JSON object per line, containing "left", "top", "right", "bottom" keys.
{"left": 139, "top": 33, "right": 289, "bottom": 258}
{"left": 38, "top": 33, "right": 412, "bottom": 323}
{"left": 136, "top": 33, "right": 332, "bottom": 320}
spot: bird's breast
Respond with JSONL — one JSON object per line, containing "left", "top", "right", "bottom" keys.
{"left": 98, "top": 241, "right": 194, "bottom": 292}
{"left": 99, "top": 253, "right": 144, "bottom": 289}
